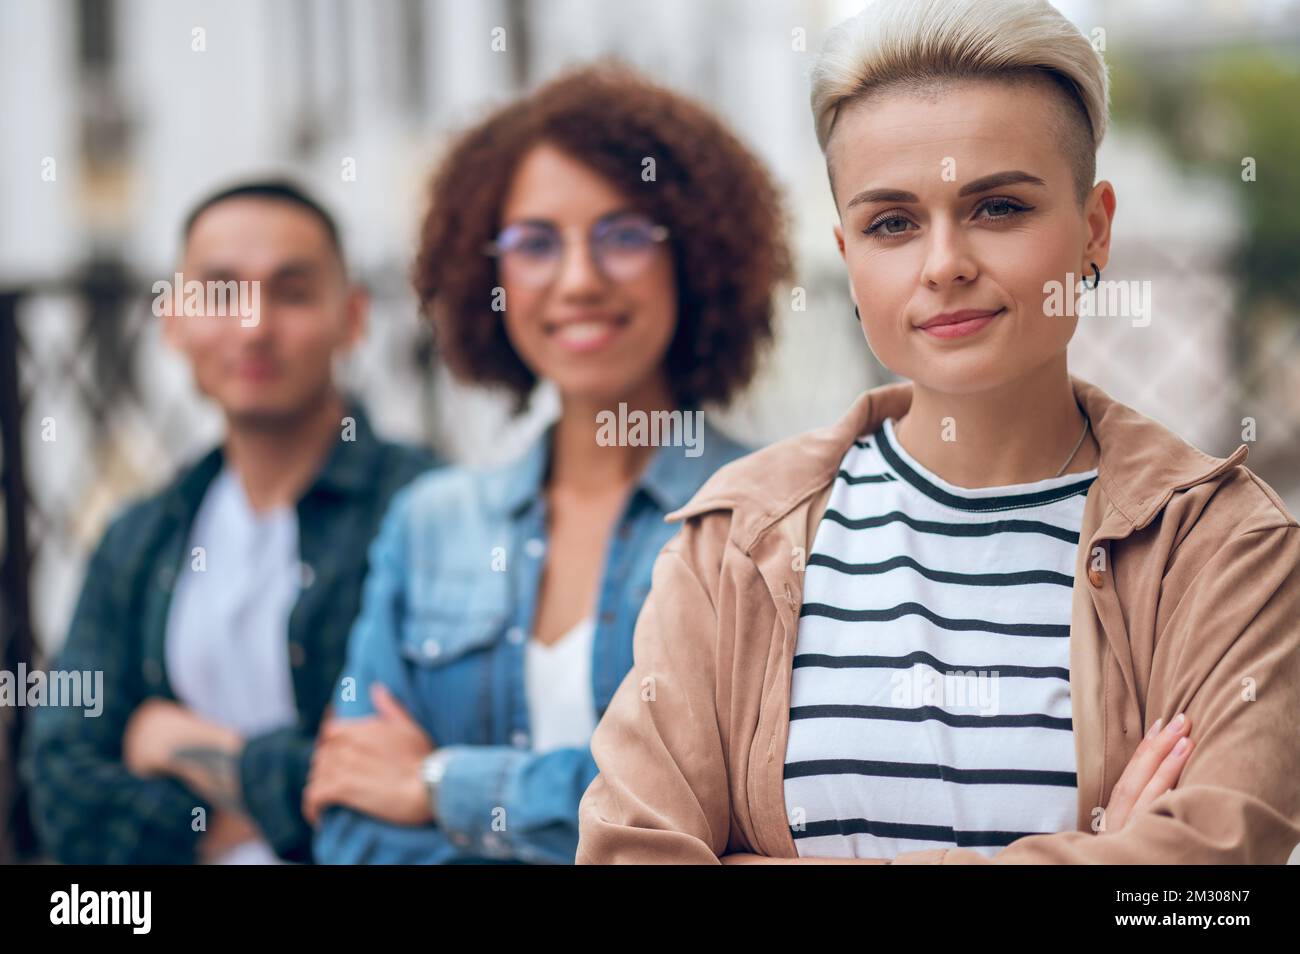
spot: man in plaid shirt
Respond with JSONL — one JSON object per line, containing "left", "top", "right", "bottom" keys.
{"left": 23, "top": 181, "right": 435, "bottom": 863}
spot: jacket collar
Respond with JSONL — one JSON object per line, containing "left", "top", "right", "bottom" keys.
{"left": 165, "top": 398, "right": 382, "bottom": 519}
{"left": 1070, "top": 377, "right": 1246, "bottom": 531}
{"left": 669, "top": 375, "right": 1248, "bottom": 551}
{"left": 640, "top": 415, "right": 747, "bottom": 513}
{"left": 308, "top": 402, "right": 382, "bottom": 497}
{"left": 487, "top": 413, "right": 747, "bottom": 518}
{"left": 489, "top": 424, "right": 551, "bottom": 517}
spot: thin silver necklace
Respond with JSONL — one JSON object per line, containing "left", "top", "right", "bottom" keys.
{"left": 1053, "top": 416, "right": 1092, "bottom": 478}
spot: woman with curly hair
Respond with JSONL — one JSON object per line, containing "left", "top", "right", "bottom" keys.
{"left": 306, "top": 62, "right": 791, "bottom": 863}
{"left": 577, "top": 0, "right": 1300, "bottom": 864}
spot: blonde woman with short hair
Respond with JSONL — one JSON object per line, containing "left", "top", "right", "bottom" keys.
{"left": 576, "top": 0, "right": 1300, "bottom": 863}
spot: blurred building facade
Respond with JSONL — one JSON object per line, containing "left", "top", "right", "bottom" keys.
{"left": 1, "top": 0, "right": 1296, "bottom": 683}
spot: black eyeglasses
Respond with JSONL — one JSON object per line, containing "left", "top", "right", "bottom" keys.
{"left": 484, "top": 211, "right": 670, "bottom": 287}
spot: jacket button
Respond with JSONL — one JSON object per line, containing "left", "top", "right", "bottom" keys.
{"left": 506, "top": 626, "right": 526, "bottom": 645}
{"left": 422, "top": 638, "right": 441, "bottom": 659}
{"left": 1087, "top": 566, "right": 1104, "bottom": 588}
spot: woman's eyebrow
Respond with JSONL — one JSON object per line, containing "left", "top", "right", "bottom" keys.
{"left": 845, "top": 187, "right": 918, "bottom": 210}
{"left": 845, "top": 170, "right": 1047, "bottom": 210}
{"left": 957, "top": 170, "right": 1046, "bottom": 196}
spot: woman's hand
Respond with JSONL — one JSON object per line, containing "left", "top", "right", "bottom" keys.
{"left": 1100, "top": 712, "right": 1194, "bottom": 833}
{"left": 724, "top": 715, "right": 1194, "bottom": 862}
{"left": 303, "top": 684, "right": 436, "bottom": 827}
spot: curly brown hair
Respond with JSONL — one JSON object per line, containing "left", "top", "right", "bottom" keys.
{"left": 412, "top": 60, "right": 793, "bottom": 411}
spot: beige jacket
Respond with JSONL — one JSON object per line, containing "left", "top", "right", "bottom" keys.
{"left": 577, "top": 377, "right": 1300, "bottom": 864}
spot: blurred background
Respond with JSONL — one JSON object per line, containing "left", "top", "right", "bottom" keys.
{"left": 1, "top": 0, "right": 1297, "bottom": 861}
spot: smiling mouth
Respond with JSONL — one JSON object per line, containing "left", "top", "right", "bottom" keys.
{"left": 917, "top": 307, "right": 1005, "bottom": 339}
{"left": 544, "top": 314, "right": 631, "bottom": 351}
{"left": 234, "top": 360, "right": 279, "bottom": 380}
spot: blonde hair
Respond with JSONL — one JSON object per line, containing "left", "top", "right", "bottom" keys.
{"left": 811, "top": 0, "right": 1109, "bottom": 199}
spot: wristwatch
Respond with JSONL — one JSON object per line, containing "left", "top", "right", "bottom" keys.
{"left": 420, "top": 750, "right": 452, "bottom": 823}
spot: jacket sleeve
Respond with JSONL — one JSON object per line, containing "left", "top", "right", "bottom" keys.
{"left": 236, "top": 447, "right": 438, "bottom": 861}
{"left": 892, "top": 523, "right": 1300, "bottom": 865}
{"left": 577, "top": 531, "right": 732, "bottom": 864}
{"left": 315, "top": 804, "right": 457, "bottom": 864}
{"left": 22, "top": 516, "right": 209, "bottom": 864}
{"left": 312, "top": 485, "right": 452, "bottom": 864}
{"left": 432, "top": 744, "right": 599, "bottom": 863}
{"left": 237, "top": 727, "right": 314, "bottom": 861}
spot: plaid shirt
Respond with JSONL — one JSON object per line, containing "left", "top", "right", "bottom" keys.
{"left": 22, "top": 404, "right": 435, "bottom": 864}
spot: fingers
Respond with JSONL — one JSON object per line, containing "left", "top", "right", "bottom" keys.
{"left": 303, "top": 776, "right": 349, "bottom": 825}
{"left": 319, "top": 714, "right": 381, "bottom": 744}
{"left": 305, "top": 696, "right": 434, "bottom": 827}
{"left": 370, "top": 683, "right": 398, "bottom": 717}
{"left": 302, "top": 780, "right": 328, "bottom": 825}
{"left": 371, "top": 684, "right": 437, "bottom": 752}
{"left": 311, "top": 734, "right": 363, "bottom": 773}
{"left": 307, "top": 715, "right": 380, "bottom": 824}
{"left": 304, "top": 750, "right": 365, "bottom": 822}
{"left": 1130, "top": 735, "right": 1194, "bottom": 820}
{"left": 370, "top": 683, "right": 419, "bottom": 729}
{"left": 303, "top": 755, "right": 330, "bottom": 825}
{"left": 1104, "top": 712, "right": 1192, "bottom": 832}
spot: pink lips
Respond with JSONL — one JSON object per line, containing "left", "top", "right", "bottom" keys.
{"left": 233, "top": 358, "right": 278, "bottom": 382}
{"left": 918, "top": 307, "right": 1004, "bottom": 339}
{"left": 544, "top": 313, "right": 631, "bottom": 353}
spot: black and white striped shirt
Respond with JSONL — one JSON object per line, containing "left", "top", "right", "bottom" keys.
{"left": 783, "top": 417, "right": 1097, "bottom": 858}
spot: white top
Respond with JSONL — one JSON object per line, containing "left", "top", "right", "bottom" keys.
{"left": 783, "top": 417, "right": 1097, "bottom": 859}
{"left": 524, "top": 616, "right": 597, "bottom": 752}
{"left": 164, "top": 466, "right": 300, "bottom": 865}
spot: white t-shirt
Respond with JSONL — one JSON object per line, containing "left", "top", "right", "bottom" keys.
{"left": 164, "top": 466, "right": 300, "bottom": 864}
{"left": 524, "top": 617, "right": 597, "bottom": 752}
{"left": 783, "top": 417, "right": 1097, "bottom": 859}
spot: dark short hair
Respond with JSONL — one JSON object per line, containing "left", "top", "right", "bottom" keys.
{"left": 182, "top": 179, "right": 345, "bottom": 264}
{"left": 413, "top": 61, "right": 793, "bottom": 411}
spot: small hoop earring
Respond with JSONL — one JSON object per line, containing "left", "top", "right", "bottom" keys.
{"left": 1085, "top": 262, "right": 1101, "bottom": 289}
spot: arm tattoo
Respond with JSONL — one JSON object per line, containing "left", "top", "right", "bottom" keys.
{"left": 171, "top": 746, "right": 245, "bottom": 814}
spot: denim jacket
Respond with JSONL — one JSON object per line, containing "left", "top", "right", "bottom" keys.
{"left": 313, "top": 415, "right": 749, "bottom": 863}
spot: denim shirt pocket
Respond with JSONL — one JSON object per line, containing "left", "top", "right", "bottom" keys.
{"left": 400, "top": 555, "right": 512, "bottom": 663}
{"left": 397, "top": 602, "right": 506, "bottom": 745}
{"left": 398, "top": 607, "right": 505, "bottom": 668}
